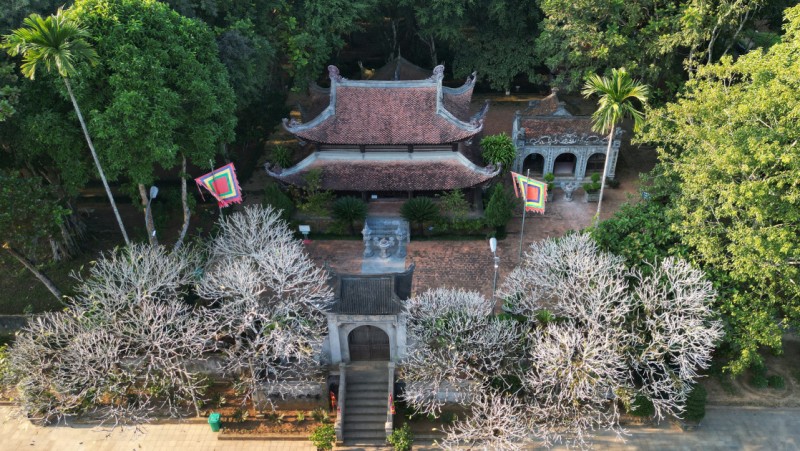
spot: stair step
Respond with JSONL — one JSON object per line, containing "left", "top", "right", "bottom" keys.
{"left": 345, "top": 387, "right": 389, "bottom": 397}
{"left": 344, "top": 414, "right": 388, "bottom": 424}
{"left": 347, "top": 381, "right": 389, "bottom": 390}
{"left": 347, "top": 397, "right": 390, "bottom": 407}
{"left": 344, "top": 430, "right": 388, "bottom": 440}
{"left": 348, "top": 375, "right": 389, "bottom": 384}
{"left": 347, "top": 391, "right": 388, "bottom": 400}
{"left": 342, "top": 441, "right": 391, "bottom": 449}
{"left": 342, "top": 406, "right": 385, "bottom": 415}
{"left": 347, "top": 384, "right": 387, "bottom": 392}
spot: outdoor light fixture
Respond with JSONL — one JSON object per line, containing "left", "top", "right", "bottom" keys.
{"left": 146, "top": 186, "right": 159, "bottom": 238}
{"left": 299, "top": 224, "right": 311, "bottom": 243}
{"left": 490, "top": 237, "right": 499, "bottom": 300}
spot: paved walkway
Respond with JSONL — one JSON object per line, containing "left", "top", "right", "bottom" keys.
{"left": 2, "top": 406, "right": 799, "bottom": 450}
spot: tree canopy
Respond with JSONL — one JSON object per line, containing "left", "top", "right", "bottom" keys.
{"left": 67, "top": 0, "right": 236, "bottom": 188}
{"left": 638, "top": 4, "right": 800, "bottom": 373}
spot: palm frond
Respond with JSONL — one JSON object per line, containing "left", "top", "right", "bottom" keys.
{"left": 582, "top": 68, "right": 649, "bottom": 134}
{"left": 2, "top": 7, "right": 97, "bottom": 80}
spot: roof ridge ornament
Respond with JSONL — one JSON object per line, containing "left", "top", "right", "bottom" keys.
{"left": 430, "top": 65, "right": 445, "bottom": 81}
{"left": 328, "top": 65, "right": 345, "bottom": 82}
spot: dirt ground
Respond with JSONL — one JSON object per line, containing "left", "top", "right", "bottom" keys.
{"left": 703, "top": 336, "right": 800, "bottom": 407}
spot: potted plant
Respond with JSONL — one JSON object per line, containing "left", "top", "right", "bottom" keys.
{"left": 583, "top": 173, "right": 602, "bottom": 202}
{"left": 544, "top": 172, "right": 555, "bottom": 202}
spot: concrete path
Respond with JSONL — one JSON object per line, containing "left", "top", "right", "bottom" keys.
{"left": 2, "top": 406, "right": 799, "bottom": 450}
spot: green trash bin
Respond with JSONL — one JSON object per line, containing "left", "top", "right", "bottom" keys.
{"left": 208, "top": 412, "right": 221, "bottom": 432}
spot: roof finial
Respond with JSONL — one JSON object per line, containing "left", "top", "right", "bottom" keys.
{"left": 430, "top": 65, "right": 445, "bottom": 81}
{"left": 328, "top": 65, "right": 343, "bottom": 82}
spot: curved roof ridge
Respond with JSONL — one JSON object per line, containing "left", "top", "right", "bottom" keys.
{"left": 283, "top": 65, "right": 483, "bottom": 145}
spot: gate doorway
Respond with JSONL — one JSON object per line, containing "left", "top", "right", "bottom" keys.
{"left": 348, "top": 326, "right": 390, "bottom": 361}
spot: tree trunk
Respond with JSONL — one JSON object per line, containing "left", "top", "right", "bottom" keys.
{"left": 3, "top": 243, "right": 63, "bottom": 302}
{"left": 175, "top": 155, "right": 191, "bottom": 250}
{"left": 593, "top": 124, "right": 615, "bottom": 226}
{"left": 139, "top": 184, "right": 158, "bottom": 245}
{"left": 63, "top": 77, "right": 130, "bottom": 246}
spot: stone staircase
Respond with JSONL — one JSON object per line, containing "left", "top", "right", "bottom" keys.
{"left": 344, "top": 361, "right": 390, "bottom": 446}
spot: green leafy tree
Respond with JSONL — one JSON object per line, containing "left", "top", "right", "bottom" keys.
{"left": 399, "top": 0, "right": 539, "bottom": 91}
{"left": 637, "top": 5, "right": 800, "bottom": 373}
{"left": 483, "top": 184, "right": 514, "bottom": 237}
{"left": 0, "top": 61, "right": 18, "bottom": 121}
{"left": 2, "top": 7, "right": 130, "bottom": 244}
{"left": 0, "top": 170, "right": 67, "bottom": 300}
{"left": 480, "top": 133, "right": 516, "bottom": 171}
{"left": 401, "top": 197, "right": 439, "bottom": 237}
{"left": 65, "top": 0, "right": 236, "bottom": 245}
{"left": 582, "top": 67, "right": 648, "bottom": 225}
{"left": 534, "top": 0, "right": 769, "bottom": 96}
{"left": 332, "top": 196, "right": 367, "bottom": 236}
{"left": 262, "top": 183, "right": 295, "bottom": 222}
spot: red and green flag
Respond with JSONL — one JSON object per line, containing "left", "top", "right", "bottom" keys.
{"left": 195, "top": 163, "right": 242, "bottom": 207}
{"left": 511, "top": 171, "right": 546, "bottom": 214}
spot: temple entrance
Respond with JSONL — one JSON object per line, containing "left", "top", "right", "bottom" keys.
{"left": 522, "top": 153, "right": 545, "bottom": 176}
{"left": 553, "top": 153, "right": 577, "bottom": 176}
{"left": 348, "top": 325, "right": 390, "bottom": 361}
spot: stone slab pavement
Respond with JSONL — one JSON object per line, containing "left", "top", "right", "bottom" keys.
{"left": 2, "top": 406, "right": 799, "bottom": 450}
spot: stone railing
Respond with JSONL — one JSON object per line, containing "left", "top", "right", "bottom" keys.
{"left": 335, "top": 362, "right": 346, "bottom": 444}
{"left": 385, "top": 361, "right": 395, "bottom": 439}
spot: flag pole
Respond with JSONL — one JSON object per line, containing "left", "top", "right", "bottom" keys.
{"left": 517, "top": 169, "right": 530, "bottom": 261}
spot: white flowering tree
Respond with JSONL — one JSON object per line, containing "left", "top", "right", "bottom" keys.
{"left": 400, "top": 288, "right": 521, "bottom": 416}
{"left": 197, "top": 205, "right": 334, "bottom": 410}
{"left": 5, "top": 244, "right": 211, "bottom": 428}
{"left": 402, "top": 234, "right": 722, "bottom": 449}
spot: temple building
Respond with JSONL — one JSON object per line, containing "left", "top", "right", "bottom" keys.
{"left": 266, "top": 62, "right": 499, "bottom": 203}
{"left": 511, "top": 90, "right": 623, "bottom": 182}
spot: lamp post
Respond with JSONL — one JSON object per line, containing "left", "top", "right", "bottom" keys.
{"left": 299, "top": 224, "right": 311, "bottom": 244}
{"left": 490, "top": 237, "right": 499, "bottom": 300}
{"left": 145, "top": 185, "right": 159, "bottom": 243}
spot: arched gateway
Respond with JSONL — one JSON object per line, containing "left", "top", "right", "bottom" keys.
{"left": 324, "top": 266, "right": 413, "bottom": 365}
{"left": 348, "top": 325, "right": 390, "bottom": 361}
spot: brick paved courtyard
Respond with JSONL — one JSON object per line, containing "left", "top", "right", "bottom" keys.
{"left": 306, "top": 142, "right": 653, "bottom": 301}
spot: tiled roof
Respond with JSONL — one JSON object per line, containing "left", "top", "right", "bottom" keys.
{"left": 266, "top": 151, "right": 500, "bottom": 191}
{"left": 283, "top": 65, "right": 483, "bottom": 145}
{"left": 442, "top": 74, "right": 476, "bottom": 122}
{"left": 335, "top": 276, "right": 401, "bottom": 315}
{"left": 525, "top": 93, "right": 561, "bottom": 116}
{"left": 520, "top": 117, "right": 599, "bottom": 137}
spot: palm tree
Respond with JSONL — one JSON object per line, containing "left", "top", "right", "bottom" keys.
{"left": 2, "top": 8, "right": 130, "bottom": 245}
{"left": 582, "top": 68, "right": 649, "bottom": 225}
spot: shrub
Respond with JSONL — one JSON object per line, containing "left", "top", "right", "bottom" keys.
{"left": 296, "top": 411, "right": 306, "bottom": 422}
{"left": 683, "top": 384, "right": 707, "bottom": 422}
{"left": 583, "top": 172, "right": 602, "bottom": 193}
{"left": 294, "top": 169, "right": 334, "bottom": 216}
{"left": 480, "top": 133, "right": 516, "bottom": 170}
{"left": 310, "top": 423, "right": 336, "bottom": 450}
{"left": 387, "top": 423, "right": 413, "bottom": 451}
{"left": 438, "top": 190, "right": 470, "bottom": 222}
{"left": 311, "top": 407, "right": 329, "bottom": 423}
{"left": 750, "top": 362, "right": 768, "bottom": 388}
{"left": 401, "top": 197, "right": 439, "bottom": 236}
{"left": 331, "top": 196, "right": 367, "bottom": 236}
{"left": 271, "top": 145, "right": 292, "bottom": 168}
{"left": 484, "top": 184, "right": 514, "bottom": 237}
{"left": 263, "top": 184, "right": 295, "bottom": 222}
{"left": 544, "top": 172, "right": 555, "bottom": 192}
{"left": 629, "top": 393, "right": 655, "bottom": 417}
{"left": 606, "top": 177, "right": 620, "bottom": 188}
{"left": 768, "top": 375, "right": 785, "bottom": 389}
